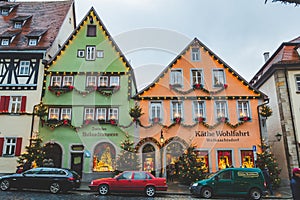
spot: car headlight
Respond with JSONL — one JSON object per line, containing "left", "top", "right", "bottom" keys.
{"left": 192, "top": 182, "right": 198, "bottom": 187}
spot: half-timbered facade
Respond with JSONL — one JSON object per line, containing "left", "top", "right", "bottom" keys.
{"left": 0, "top": 0, "right": 76, "bottom": 173}
{"left": 134, "top": 38, "right": 267, "bottom": 177}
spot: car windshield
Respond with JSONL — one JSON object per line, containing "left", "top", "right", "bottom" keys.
{"left": 23, "top": 168, "right": 41, "bottom": 175}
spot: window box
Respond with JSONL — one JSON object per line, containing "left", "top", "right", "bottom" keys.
{"left": 98, "top": 119, "right": 106, "bottom": 124}
{"left": 47, "top": 119, "right": 59, "bottom": 124}
{"left": 214, "top": 83, "right": 228, "bottom": 88}
{"left": 195, "top": 117, "right": 206, "bottom": 123}
{"left": 97, "top": 85, "right": 120, "bottom": 91}
{"left": 173, "top": 117, "right": 182, "bottom": 124}
{"left": 193, "top": 83, "right": 203, "bottom": 89}
{"left": 151, "top": 117, "right": 161, "bottom": 123}
{"left": 239, "top": 116, "right": 251, "bottom": 122}
{"left": 48, "top": 85, "right": 73, "bottom": 96}
{"left": 85, "top": 85, "right": 97, "bottom": 92}
{"left": 169, "top": 84, "right": 182, "bottom": 88}
{"left": 109, "top": 119, "right": 118, "bottom": 125}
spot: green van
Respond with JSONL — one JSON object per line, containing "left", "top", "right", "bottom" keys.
{"left": 190, "top": 168, "right": 268, "bottom": 200}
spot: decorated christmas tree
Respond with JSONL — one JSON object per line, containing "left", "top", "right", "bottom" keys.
{"left": 256, "top": 140, "right": 281, "bottom": 188}
{"left": 177, "top": 145, "right": 207, "bottom": 185}
{"left": 115, "top": 133, "right": 140, "bottom": 172}
{"left": 17, "top": 134, "right": 45, "bottom": 170}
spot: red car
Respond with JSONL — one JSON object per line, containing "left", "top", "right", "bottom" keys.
{"left": 89, "top": 171, "right": 168, "bottom": 197}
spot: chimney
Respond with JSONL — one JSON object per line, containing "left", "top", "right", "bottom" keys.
{"left": 263, "top": 52, "right": 270, "bottom": 62}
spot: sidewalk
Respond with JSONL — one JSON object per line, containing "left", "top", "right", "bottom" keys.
{"left": 77, "top": 181, "right": 293, "bottom": 199}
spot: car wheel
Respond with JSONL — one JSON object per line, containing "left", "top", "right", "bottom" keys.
{"left": 201, "top": 187, "right": 213, "bottom": 199}
{"left": 249, "top": 188, "right": 262, "bottom": 200}
{"left": 0, "top": 179, "right": 10, "bottom": 191}
{"left": 98, "top": 184, "right": 109, "bottom": 195}
{"left": 145, "top": 186, "right": 156, "bottom": 197}
{"left": 49, "top": 182, "right": 61, "bottom": 194}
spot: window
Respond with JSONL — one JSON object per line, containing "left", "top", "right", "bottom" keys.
{"left": 97, "top": 50, "right": 104, "bottom": 58}
{"left": 215, "top": 101, "right": 227, "bottom": 118}
{"left": 87, "top": 25, "right": 96, "bottom": 37}
{"left": 218, "top": 150, "right": 232, "bottom": 170}
{"left": 238, "top": 101, "right": 250, "bottom": 118}
{"left": 84, "top": 108, "right": 95, "bottom": 120}
{"left": 9, "top": 96, "right": 22, "bottom": 113}
{"left": 213, "top": 69, "right": 225, "bottom": 86}
{"left": 170, "top": 69, "right": 183, "bottom": 86}
{"left": 193, "top": 101, "right": 205, "bottom": 118}
{"left": 241, "top": 150, "right": 254, "bottom": 168}
{"left": 60, "top": 108, "right": 71, "bottom": 120}
{"left": 1, "top": 9, "right": 9, "bottom": 16}
{"left": 195, "top": 151, "right": 209, "bottom": 172}
{"left": 108, "top": 108, "right": 118, "bottom": 120}
{"left": 110, "top": 76, "right": 119, "bottom": 86}
{"left": 172, "top": 101, "right": 183, "bottom": 119}
{"left": 48, "top": 108, "right": 60, "bottom": 120}
{"left": 19, "top": 61, "right": 30, "bottom": 76}
{"left": 150, "top": 102, "right": 162, "bottom": 121}
{"left": 3, "top": 138, "right": 16, "bottom": 156}
{"left": 295, "top": 75, "right": 300, "bottom": 92}
{"left": 191, "top": 48, "right": 200, "bottom": 61}
{"left": 191, "top": 69, "right": 203, "bottom": 85}
{"left": 86, "top": 46, "right": 96, "bottom": 60}
{"left": 86, "top": 76, "right": 97, "bottom": 87}
{"left": 63, "top": 76, "right": 73, "bottom": 86}
{"left": 28, "top": 38, "right": 37, "bottom": 46}
{"left": 1, "top": 38, "right": 9, "bottom": 46}
{"left": 14, "top": 22, "right": 22, "bottom": 29}
{"left": 96, "top": 108, "right": 107, "bottom": 121}
{"left": 51, "top": 76, "right": 62, "bottom": 87}
{"left": 98, "top": 76, "right": 108, "bottom": 87}
{"left": 77, "top": 50, "right": 85, "bottom": 58}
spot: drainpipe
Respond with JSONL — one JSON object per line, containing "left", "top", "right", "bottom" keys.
{"left": 284, "top": 69, "right": 300, "bottom": 172}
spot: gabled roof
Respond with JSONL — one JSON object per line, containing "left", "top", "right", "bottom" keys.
{"left": 135, "top": 37, "right": 265, "bottom": 98}
{"left": 250, "top": 36, "right": 300, "bottom": 87}
{"left": 0, "top": 0, "right": 74, "bottom": 50}
{"left": 47, "top": 7, "right": 137, "bottom": 93}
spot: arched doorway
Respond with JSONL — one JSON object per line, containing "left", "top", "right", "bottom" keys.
{"left": 142, "top": 143, "right": 155, "bottom": 176}
{"left": 93, "top": 142, "right": 116, "bottom": 172}
{"left": 165, "top": 142, "right": 184, "bottom": 181}
{"left": 44, "top": 142, "right": 62, "bottom": 168}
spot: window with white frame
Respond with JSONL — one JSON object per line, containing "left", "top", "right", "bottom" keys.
{"left": 215, "top": 101, "right": 227, "bottom": 118}
{"left": 238, "top": 101, "right": 250, "bottom": 118}
{"left": 98, "top": 76, "right": 108, "bottom": 87}
{"left": 1, "top": 8, "right": 9, "bottom": 16}
{"left": 77, "top": 50, "right": 85, "bottom": 58}
{"left": 150, "top": 102, "right": 162, "bottom": 120}
{"left": 48, "top": 108, "right": 60, "bottom": 120}
{"left": 191, "top": 48, "right": 200, "bottom": 61}
{"left": 1, "top": 38, "right": 9, "bottom": 46}
{"left": 295, "top": 75, "right": 300, "bottom": 92}
{"left": 28, "top": 38, "right": 37, "bottom": 46}
{"left": 9, "top": 96, "right": 22, "bottom": 113}
{"left": 19, "top": 61, "right": 30, "bottom": 76}
{"left": 84, "top": 108, "right": 95, "bottom": 120}
{"left": 170, "top": 69, "right": 183, "bottom": 86}
{"left": 172, "top": 101, "right": 183, "bottom": 119}
{"left": 63, "top": 76, "right": 73, "bottom": 86}
{"left": 86, "top": 46, "right": 96, "bottom": 60}
{"left": 51, "top": 76, "right": 62, "bottom": 87}
{"left": 108, "top": 108, "right": 118, "bottom": 120}
{"left": 96, "top": 108, "right": 107, "bottom": 121}
{"left": 14, "top": 21, "right": 22, "bottom": 29}
{"left": 96, "top": 50, "right": 104, "bottom": 58}
{"left": 193, "top": 101, "right": 205, "bottom": 118}
{"left": 191, "top": 69, "right": 203, "bottom": 85}
{"left": 60, "top": 108, "right": 72, "bottom": 120}
{"left": 213, "top": 69, "right": 225, "bottom": 86}
{"left": 86, "top": 76, "right": 97, "bottom": 87}
{"left": 3, "top": 138, "right": 16, "bottom": 156}
{"left": 110, "top": 76, "right": 120, "bottom": 86}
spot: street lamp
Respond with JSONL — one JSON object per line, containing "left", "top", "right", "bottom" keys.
{"left": 275, "top": 133, "right": 282, "bottom": 142}
{"left": 160, "top": 130, "right": 164, "bottom": 143}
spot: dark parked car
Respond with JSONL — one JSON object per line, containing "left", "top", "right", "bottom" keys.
{"left": 0, "top": 167, "right": 81, "bottom": 194}
{"left": 89, "top": 171, "right": 168, "bottom": 197}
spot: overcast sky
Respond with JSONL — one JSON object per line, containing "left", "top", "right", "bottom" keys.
{"left": 17, "top": 0, "right": 300, "bottom": 90}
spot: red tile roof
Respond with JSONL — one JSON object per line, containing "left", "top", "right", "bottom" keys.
{"left": 0, "top": 0, "right": 74, "bottom": 50}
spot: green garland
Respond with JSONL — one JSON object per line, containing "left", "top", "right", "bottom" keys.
{"left": 169, "top": 83, "right": 228, "bottom": 95}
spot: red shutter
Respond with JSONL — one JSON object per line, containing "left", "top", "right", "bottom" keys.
{"left": 0, "top": 96, "right": 10, "bottom": 112}
{"left": 20, "top": 96, "right": 27, "bottom": 112}
{"left": 0, "top": 96, "right": 4, "bottom": 112}
{"left": 15, "top": 137, "right": 22, "bottom": 156}
{"left": 0, "top": 138, "right": 4, "bottom": 156}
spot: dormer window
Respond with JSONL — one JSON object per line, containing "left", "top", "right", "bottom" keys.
{"left": 1, "top": 38, "right": 9, "bottom": 46}
{"left": 25, "top": 29, "right": 47, "bottom": 46}
{"left": 28, "top": 38, "right": 38, "bottom": 46}
{"left": 11, "top": 16, "right": 32, "bottom": 29}
{"left": 0, "top": 4, "right": 18, "bottom": 16}
{"left": 0, "top": 30, "right": 21, "bottom": 46}
{"left": 14, "top": 22, "right": 22, "bottom": 29}
{"left": 1, "top": 8, "right": 9, "bottom": 16}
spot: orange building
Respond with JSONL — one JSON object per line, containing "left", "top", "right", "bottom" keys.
{"left": 134, "top": 38, "right": 267, "bottom": 177}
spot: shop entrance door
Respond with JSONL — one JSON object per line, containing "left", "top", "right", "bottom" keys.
{"left": 70, "top": 152, "right": 83, "bottom": 177}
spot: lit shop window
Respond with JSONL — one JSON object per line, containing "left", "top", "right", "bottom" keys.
{"left": 217, "top": 150, "right": 232, "bottom": 170}
{"left": 241, "top": 150, "right": 254, "bottom": 168}
{"left": 93, "top": 142, "right": 116, "bottom": 172}
{"left": 195, "top": 150, "right": 209, "bottom": 172}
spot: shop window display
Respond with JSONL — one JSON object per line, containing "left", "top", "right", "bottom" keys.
{"left": 195, "top": 150, "right": 209, "bottom": 172}
{"left": 218, "top": 150, "right": 232, "bottom": 170}
{"left": 142, "top": 144, "right": 155, "bottom": 174}
{"left": 241, "top": 150, "right": 254, "bottom": 168}
{"left": 93, "top": 142, "right": 116, "bottom": 172}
